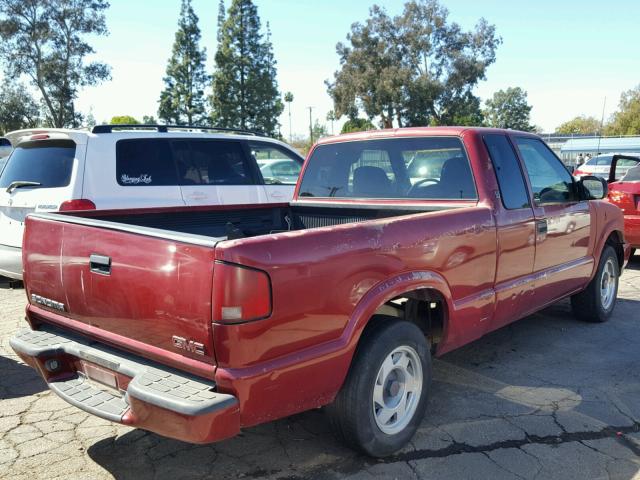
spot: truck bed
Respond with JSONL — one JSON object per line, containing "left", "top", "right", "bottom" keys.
{"left": 71, "top": 202, "right": 457, "bottom": 241}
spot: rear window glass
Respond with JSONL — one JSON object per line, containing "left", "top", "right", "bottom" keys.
{"left": 298, "top": 137, "right": 476, "bottom": 200}
{"left": 0, "top": 140, "right": 75, "bottom": 188}
{"left": 116, "top": 139, "right": 255, "bottom": 186}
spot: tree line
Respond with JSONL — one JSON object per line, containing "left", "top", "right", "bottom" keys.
{"left": 0, "top": 0, "right": 638, "bottom": 140}
{"left": 0, "top": 0, "right": 284, "bottom": 136}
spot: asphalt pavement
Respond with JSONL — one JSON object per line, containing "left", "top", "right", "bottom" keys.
{"left": 1, "top": 258, "right": 639, "bottom": 479}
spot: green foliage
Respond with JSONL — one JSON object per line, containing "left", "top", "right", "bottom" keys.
{"left": 211, "top": 0, "right": 283, "bottom": 136}
{"left": 0, "top": 82, "right": 40, "bottom": 134}
{"left": 604, "top": 85, "right": 640, "bottom": 136}
{"left": 110, "top": 115, "right": 140, "bottom": 125}
{"left": 312, "top": 119, "right": 328, "bottom": 140}
{"left": 159, "top": 0, "right": 209, "bottom": 126}
{"left": 327, "top": 0, "right": 500, "bottom": 128}
{"left": 142, "top": 115, "right": 158, "bottom": 124}
{"left": 555, "top": 115, "right": 600, "bottom": 135}
{"left": 0, "top": 0, "right": 110, "bottom": 128}
{"left": 341, "top": 118, "right": 376, "bottom": 134}
{"left": 483, "top": 87, "right": 533, "bottom": 131}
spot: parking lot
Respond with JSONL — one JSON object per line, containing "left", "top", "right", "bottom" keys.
{"left": 0, "top": 260, "right": 639, "bottom": 480}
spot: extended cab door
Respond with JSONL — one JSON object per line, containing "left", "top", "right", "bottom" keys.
{"left": 483, "top": 134, "right": 536, "bottom": 330}
{"left": 512, "top": 136, "right": 593, "bottom": 306}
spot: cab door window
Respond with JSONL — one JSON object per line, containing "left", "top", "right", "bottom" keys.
{"left": 514, "top": 137, "right": 577, "bottom": 205}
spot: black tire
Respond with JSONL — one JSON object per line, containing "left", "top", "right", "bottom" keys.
{"left": 631, "top": 248, "right": 636, "bottom": 260}
{"left": 326, "top": 318, "right": 431, "bottom": 457}
{"left": 571, "top": 245, "right": 619, "bottom": 323}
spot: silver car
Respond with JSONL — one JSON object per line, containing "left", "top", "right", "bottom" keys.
{"left": 575, "top": 153, "right": 640, "bottom": 180}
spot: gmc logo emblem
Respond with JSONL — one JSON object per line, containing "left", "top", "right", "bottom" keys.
{"left": 172, "top": 336, "right": 205, "bottom": 356}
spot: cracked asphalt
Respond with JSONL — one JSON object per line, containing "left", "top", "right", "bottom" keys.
{"left": 1, "top": 258, "right": 639, "bottom": 480}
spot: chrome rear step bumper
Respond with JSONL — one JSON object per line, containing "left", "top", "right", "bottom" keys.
{"left": 10, "top": 327, "right": 240, "bottom": 443}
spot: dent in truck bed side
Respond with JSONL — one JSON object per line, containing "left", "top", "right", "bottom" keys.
{"left": 212, "top": 205, "right": 498, "bottom": 426}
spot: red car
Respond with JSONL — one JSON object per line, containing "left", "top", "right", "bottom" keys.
{"left": 608, "top": 155, "right": 640, "bottom": 258}
{"left": 11, "top": 127, "right": 630, "bottom": 457}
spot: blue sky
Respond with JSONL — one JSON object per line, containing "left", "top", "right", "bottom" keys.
{"left": 72, "top": 0, "right": 640, "bottom": 135}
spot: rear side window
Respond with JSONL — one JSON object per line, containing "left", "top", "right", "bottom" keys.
{"left": 483, "top": 134, "right": 530, "bottom": 209}
{"left": 250, "top": 142, "right": 302, "bottom": 185}
{"left": 298, "top": 137, "right": 476, "bottom": 200}
{"left": 116, "top": 139, "right": 178, "bottom": 186}
{"left": 116, "top": 139, "right": 255, "bottom": 186}
{"left": 0, "top": 140, "right": 75, "bottom": 188}
{"left": 184, "top": 140, "right": 253, "bottom": 185}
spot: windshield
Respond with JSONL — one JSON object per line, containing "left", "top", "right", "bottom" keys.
{"left": 0, "top": 140, "right": 76, "bottom": 189}
{"left": 298, "top": 137, "right": 476, "bottom": 200}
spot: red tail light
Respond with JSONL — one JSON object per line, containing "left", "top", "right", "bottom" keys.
{"left": 212, "top": 262, "right": 271, "bottom": 324}
{"left": 574, "top": 169, "right": 586, "bottom": 177}
{"left": 59, "top": 199, "right": 96, "bottom": 211}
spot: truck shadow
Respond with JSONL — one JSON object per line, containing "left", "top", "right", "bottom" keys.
{"left": 0, "top": 354, "right": 48, "bottom": 399}
{"left": 86, "top": 297, "right": 640, "bottom": 480}
{"left": 0, "top": 276, "right": 24, "bottom": 290}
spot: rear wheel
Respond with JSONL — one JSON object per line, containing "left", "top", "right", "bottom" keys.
{"left": 571, "top": 245, "right": 619, "bottom": 322}
{"left": 327, "top": 319, "right": 431, "bottom": 457}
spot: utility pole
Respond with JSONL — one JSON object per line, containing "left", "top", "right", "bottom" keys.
{"left": 284, "top": 92, "right": 294, "bottom": 143}
{"left": 597, "top": 96, "right": 606, "bottom": 155}
{"left": 307, "top": 106, "right": 314, "bottom": 145}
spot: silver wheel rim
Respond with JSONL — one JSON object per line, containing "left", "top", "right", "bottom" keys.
{"left": 372, "top": 345, "right": 423, "bottom": 435}
{"left": 600, "top": 257, "right": 617, "bottom": 311}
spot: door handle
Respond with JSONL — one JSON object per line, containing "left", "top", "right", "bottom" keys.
{"left": 89, "top": 254, "right": 111, "bottom": 275}
{"left": 536, "top": 219, "right": 548, "bottom": 236}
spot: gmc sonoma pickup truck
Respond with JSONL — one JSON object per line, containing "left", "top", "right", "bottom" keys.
{"left": 11, "top": 127, "right": 630, "bottom": 457}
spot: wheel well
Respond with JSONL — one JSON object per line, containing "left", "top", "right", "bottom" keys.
{"left": 362, "top": 288, "right": 447, "bottom": 354}
{"left": 605, "top": 230, "right": 625, "bottom": 269}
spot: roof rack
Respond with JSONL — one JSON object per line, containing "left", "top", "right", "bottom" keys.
{"left": 91, "top": 124, "right": 267, "bottom": 136}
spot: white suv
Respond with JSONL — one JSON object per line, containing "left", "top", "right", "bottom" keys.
{"left": 0, "top": 125, "right": 304, "bottom": 279}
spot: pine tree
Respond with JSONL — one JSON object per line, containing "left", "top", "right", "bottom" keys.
{"left": 217, "top": 0, "right": 225, "bottom": 43}
{"left": 211, "top": 0, "right": 283, "bottom": 135}
{"left": 158, "top": 0, "right": 209, "bottom": 125}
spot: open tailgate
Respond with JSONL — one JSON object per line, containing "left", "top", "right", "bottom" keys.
{"left": 23, "top": 213, "right": 217, "bottom": 376}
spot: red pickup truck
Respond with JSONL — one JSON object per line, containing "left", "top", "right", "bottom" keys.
{"left": 11, "top": 127, "right": 630, "bottom": 457}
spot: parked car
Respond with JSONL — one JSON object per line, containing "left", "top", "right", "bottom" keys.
{"left": 11, "top": 127, "right": 629, "bottom": 458}
{"left": 0, "top": 125, "right": 304, "bottom": 279}
{"left": 574, "top": 153, "right": 640, "bottom": 180}
{"left": 608, "top": 154, "right": 640, "bottom": 258}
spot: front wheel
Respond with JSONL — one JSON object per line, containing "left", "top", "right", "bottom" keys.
{"left": 571, "top": 245, "right": 619, "bottom": 322}
{"left": 326, "top": 319, "right": 431, "bottom": 457}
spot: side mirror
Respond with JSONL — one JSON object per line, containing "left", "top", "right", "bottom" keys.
{"left": 580, "top": 175, "right": 608, "bottom": 200}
